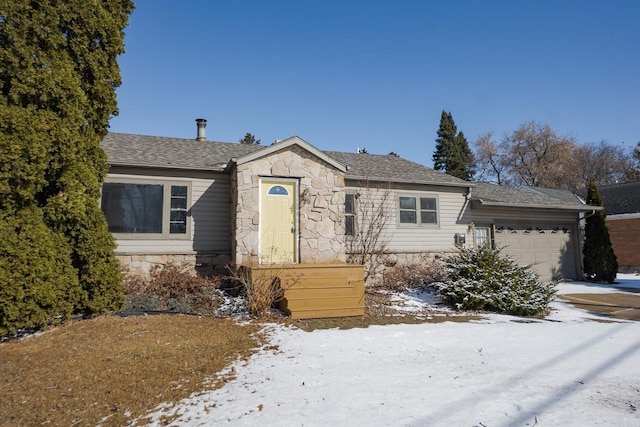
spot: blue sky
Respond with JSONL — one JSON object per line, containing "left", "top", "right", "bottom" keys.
{"left": 109, "top": 0, "right": 640, "bottom": 168}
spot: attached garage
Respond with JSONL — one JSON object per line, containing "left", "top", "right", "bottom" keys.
{"left": 494, "top": 223, "right": 578, "bottom": 281}
{"left": 467, "top": 184, "right": 598, "bottom": 283}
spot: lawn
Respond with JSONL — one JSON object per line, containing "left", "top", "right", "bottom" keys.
{"left": 2, "top": 276, "right": 638, "bottom": 426}
{"left": 0, "top": 309, "right": 471, "bottom": 426}
{"left": 0, "top": 315, "right": 262, "bottom": 426}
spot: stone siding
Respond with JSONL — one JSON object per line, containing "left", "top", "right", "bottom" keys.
{"left": 233, "top": 145, "right": 346, "bottom": 265}
{"left": 116, "top": 252, "right": 231, "bottom": 277}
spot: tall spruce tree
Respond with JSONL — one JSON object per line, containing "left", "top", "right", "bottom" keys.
{"left": 583, "top": 179, "right": 618, "bottom": 283}
{"left": 433, "top": 111, "right": 474, "bottom": 180}
{"left": 0, "top": 1, "right": 134, "bottom": 333}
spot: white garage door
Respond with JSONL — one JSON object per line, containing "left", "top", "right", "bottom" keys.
{"left": 494, "top": 223, "right": 577, "bottom": 281}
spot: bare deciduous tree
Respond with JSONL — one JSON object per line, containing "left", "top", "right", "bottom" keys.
{"left": 473, "top": 122, "right": 637, "bottom": 191}
{"left": 570, "top": 141, "right": 633, "bottom": 189}
{"left": 503, "top": 121, "right": 577, "bottom": 188}
{"left": 346, "top": 178, "right": 393, "bottom": 283}
{"left": 624, "top": 142, "right": 640, "bottom": 182}
{"left": 473, "top": 131, "right": 510, "bottom": 186}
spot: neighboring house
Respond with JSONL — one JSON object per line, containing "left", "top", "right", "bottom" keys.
{"left": 100, "top": 120, "right": 596, "bottom": 294}
{"left": 598, "top": 181, "right": 640, "bottom": 272}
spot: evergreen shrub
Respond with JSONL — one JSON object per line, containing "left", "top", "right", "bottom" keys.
{"left": 0, "top": 207, "right": 81, "bottom": 336}
{"left": 583, "top": 179, "right": 618, "bottom": 283}
{"left": 434, "top": 245, "right": 556, "bottom": 316}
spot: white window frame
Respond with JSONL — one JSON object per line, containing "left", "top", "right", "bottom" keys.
{"left": 101, "top": 177, "right": 192, "bottom": 240}
{"left": 397, "top": 193, "right": 439, "bottom": 227}
{"left": 475, "top": 226, "right": 492, "bottom": 247}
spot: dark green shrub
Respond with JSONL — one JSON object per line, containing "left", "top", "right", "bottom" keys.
{"left": 583, "top": 179, "right": 618, "bottom": 283}
{"left": 0, "top": 1, "right": 133, "bottom": 331}
{"left": 0, "top": 207, "right": 81, "bottom": 336}
{"left": 434, "top": 245, "right": 556, "bottom": 316}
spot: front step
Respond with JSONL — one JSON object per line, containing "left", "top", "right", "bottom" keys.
{"left": 252, "top": 263, "right": 365, "bottom": 319}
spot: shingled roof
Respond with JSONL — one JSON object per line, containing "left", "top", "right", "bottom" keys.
{"left": 102, "top": 133, "right": 261, "bottom": 170}
{"left": 102, "top": 132, "right": 593, "bottom": 211}
{"left": 471, "top": 182, "right": 593, "bottom": 211}
{"left": 102, "top": 132, "right": 471, "bottom": 187}
{"left": 326, "top": 151, "right": 471, "bottom": 187}
{"left": 598, "top": 181, "right": 640, "bottom": 215}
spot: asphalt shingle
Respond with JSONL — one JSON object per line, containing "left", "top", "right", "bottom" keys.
{"left": 102, "top": 132, "right": 590, "bottom": 211}
{"left": 598, "top": 181, "right": 640, "bottom": 215}
{"left": 471, "top": 182, "right": 588, "bottom": 210}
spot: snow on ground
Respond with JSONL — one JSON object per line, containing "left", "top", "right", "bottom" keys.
{"left": 146, "top": 274, "right": 640, "bottom": 427}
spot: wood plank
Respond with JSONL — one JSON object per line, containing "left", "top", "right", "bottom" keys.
{"left": 252, "top": 263, "right": 365, "bottom": 319}
{"left": 285, "top": 284, "right": 364, "bottom": 299}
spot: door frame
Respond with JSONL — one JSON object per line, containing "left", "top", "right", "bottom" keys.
{"left": 258, "top": 177, "right": 299, "bottom": 264}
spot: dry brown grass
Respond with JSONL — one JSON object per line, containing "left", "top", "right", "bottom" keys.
{"left": 0, "top": 315, "right": 263, "bottom": 426}
{"left": 289, "top": 313, "right": 483, "bottom": 331}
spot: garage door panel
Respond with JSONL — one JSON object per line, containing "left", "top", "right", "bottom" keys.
{"left": 495, "top": 223, "right": 577, "bottom": 281}
{"left": 535, "top": 239, "right": 551, "bottom": 250}
{"left": 521, "top": 239, "right": 536, "bottom": 249}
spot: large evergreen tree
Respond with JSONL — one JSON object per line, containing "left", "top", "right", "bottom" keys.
{"left": 0, "top": 1, "right": 134, "bottom": 334}
{"left": 433, "top": 111, "right": 474, "bottom": 180}
{"left": 583, "top": 179, "right": 618, "bottom": 283}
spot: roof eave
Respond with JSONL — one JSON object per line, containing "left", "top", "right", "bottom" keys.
{"left": 472, "top": 199, "right": 604, "bottom": 211}
{"left": 346, "top": 174, "right": 476, "bottom": 188}
{"left": 107, "top": 161, "right": 226, "bottom": 173}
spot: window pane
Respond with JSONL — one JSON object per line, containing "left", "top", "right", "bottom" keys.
{"left": 475, "top": 227, "right": 491, "bottom": 247}
{"left": 420, "top": 197, "right": 436, "bottom": 211}
{"left": 420, "top": 211, "right": 437, "bottom": 224}
{"left": 170, "top": 185, "right": 188, "bottom": 234}
{"left": 268, "top": 185, "right": 288, "bottom": 195}
{"left": 170, "top": 185, "right": 188, "bottom": 209}
{"left": 400, "top": 210, "right": 417, "bottom": 224}
{"left": 170, "top": 197, "right": 187, "bottom": 209}
{"left": 170, "top": 211, "right": 187, "bottom": 234}
{"left": 399, "top": 197, "right": 416, "bottom": 210}
{"left": 345, "top": 194, "right": 355, "bottom": 215}
{"left": 171, "top": 186, "right": 187, "bottom": 197}
{"left": 101, "top": 183, "right": 163, "bottom": 233}
{"left": 345, "top": 216, "right": 355, "bottom": 236}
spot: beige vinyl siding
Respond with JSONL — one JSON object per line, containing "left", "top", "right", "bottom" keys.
{"left": 106, "top": 168, "right": 231, "bottom": 255}
{"left": 345, "top": 182, "right": 469, "bottom": 253}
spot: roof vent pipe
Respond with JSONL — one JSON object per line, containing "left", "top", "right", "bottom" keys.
{"left": 195, "top": 118, "right": 207, "bottom": 141}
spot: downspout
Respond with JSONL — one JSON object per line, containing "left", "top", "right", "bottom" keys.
{"left": 458, "top": 185, "right": 473, "bottom": 221}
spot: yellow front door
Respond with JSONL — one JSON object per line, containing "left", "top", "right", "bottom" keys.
{"left": 260, "top": 179, "right": 297, "bottom": 263}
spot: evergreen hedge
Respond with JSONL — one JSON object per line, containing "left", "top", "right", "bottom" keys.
{"left": 0, "top": 1, "right": 133, "bottom": 335}
{"left": 0, "top": 207, "right": 81, "bottom": 336}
